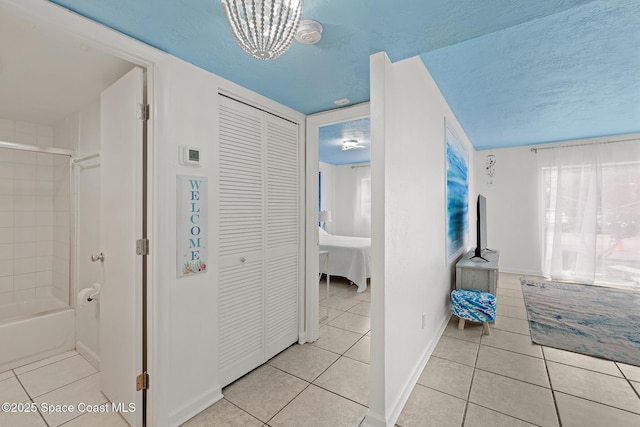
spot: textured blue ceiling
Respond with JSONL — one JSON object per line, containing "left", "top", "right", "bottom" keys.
{"left": 420, "top": 0, "right": 640, "bottom": 150}
{"left": 319, "top": 117, "right": 370, "bottom": 165}
{"left": 49, "top": 0, "right": 640, "bottom": 150}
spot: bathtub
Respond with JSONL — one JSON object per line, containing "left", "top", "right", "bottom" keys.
{"left": 0, "top": 298, "right": 75, "bottom": 372}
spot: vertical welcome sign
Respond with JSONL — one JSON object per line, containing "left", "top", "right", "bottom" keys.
{"left": 177, "top": 175, "right": 208, "bottom": 277}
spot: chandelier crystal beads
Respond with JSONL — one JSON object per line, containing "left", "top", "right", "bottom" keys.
{"left": 221, "top": 0, "right": 303, "bottom": 60}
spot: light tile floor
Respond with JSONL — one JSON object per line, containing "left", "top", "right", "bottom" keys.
{"left": 185, "top": 273, "right": 640, "bottom": 427}
{"left": 4, "top": 273, "right": 640, "bottom": 426}
{"left": 0, "top": 350, "right": 128, "bottom": 426}
{"left": 400, "top": 273, "right": 640, "bottom": 427}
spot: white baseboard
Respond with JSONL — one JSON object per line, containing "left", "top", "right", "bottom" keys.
{"left": 168, "top": 388, "right": 223, "bottom": 427}
{"left": 362, "top": 410, "right": 386, "bottom": 427}
{"left": 76, "top": 341, "right": 100, "bottom": 370}
{"left": 364, "top": 311, "right": 451, "bottom": 427}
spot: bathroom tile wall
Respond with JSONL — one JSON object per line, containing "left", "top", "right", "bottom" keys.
{"left": 0, "top": 119, "right": 54, "bottom": 147}
{"left": 0, "top": 119, "right": 70, "bottom": 307}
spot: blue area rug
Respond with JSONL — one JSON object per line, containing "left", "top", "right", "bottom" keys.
{"left": 520, "top": 279, "right": 640, "bottom": 367}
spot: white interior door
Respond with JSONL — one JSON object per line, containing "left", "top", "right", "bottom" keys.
{"left": 217, "top": 95, "right": 300, "bottom": 386}
{"left": 218, "top": 97, "right": 265, "bottom": 386}
{"left": 264, "top": 114, "right": 299, "bottom": 359}
{"left": 100, "top": 66, "right": 144, "bottom": 426}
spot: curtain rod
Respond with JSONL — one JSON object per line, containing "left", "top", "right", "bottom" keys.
{"left": 530, "top": 136, "right": 638, "bottom": 153}
{"left": 71, "top": 153, "right": 100, "bottom": 164}
{"left": 0, "top": 140, "right": 73, "bottom": 156}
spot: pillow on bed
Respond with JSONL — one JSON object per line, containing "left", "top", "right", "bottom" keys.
{"left": 319, "top": 226, "right": 329, "bottom": 236}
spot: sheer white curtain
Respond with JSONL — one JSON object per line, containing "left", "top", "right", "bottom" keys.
{"left": 332, "top": 164, "right": 371, "bottom": 237}
{"left": 353, "top": 165, "right": 371, "bottom": 237}
{"left": 538, "top": 139, "right": 640, "bottom": 285}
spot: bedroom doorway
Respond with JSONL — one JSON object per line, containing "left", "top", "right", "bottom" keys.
{"left": 305, "top": 103, "right": 370, "bottom": 342}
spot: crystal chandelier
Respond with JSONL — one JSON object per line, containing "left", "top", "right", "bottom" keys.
{"left": 221, "top": 0, "right": 303, "bottom": 60}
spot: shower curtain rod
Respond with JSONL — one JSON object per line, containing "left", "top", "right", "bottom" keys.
{"left": 0, "top": 140, "right": 73, "bottom": 156}
{"left": 71, "top": 153, "right": 100, "bottom": 164}
{"left": 529, "top": 136, "right": 639, "bottom": 153}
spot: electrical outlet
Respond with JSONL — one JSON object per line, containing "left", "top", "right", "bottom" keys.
{"left": 421, "top": 313, "right": 427, "bottom": 329}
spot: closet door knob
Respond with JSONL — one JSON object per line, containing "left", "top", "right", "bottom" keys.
{"left": 91, "top": 252, "right": 105, "bottom": 262}
{"left": 240, "top": 257, "right": 246, "bottom": 263}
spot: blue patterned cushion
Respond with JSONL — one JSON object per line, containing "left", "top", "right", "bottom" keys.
{"left": 451, "top": 289, "right": 496, "bottom": 323}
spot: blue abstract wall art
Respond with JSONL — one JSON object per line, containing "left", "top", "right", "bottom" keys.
{"left": 445, "top": 121, "right": 469, "bottom": 264}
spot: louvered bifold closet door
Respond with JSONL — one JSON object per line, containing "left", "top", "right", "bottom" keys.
{"left": 218, "top": 96, "right": 265, "bottom": 386}
{"left": 264, "top": 115, "right": 300, "bottom": 360}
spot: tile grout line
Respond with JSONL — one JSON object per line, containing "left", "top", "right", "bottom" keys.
{"left": 459, "top": 329, "right": 481, "bottom": 427}
{"left": 442, "top": 332, "right": 544, "bottom": 362}
{"left": 552, "top": 389, "right": 640, "bottom": 417}
{"left": 222, "top": 397, "right": 271, "bottom": 426}
{"left": 309, "top": 382, "right": 369, "bottom": 410}
{"left": 20, "top": 370, "right": 99, "bottom": 401}
{"left": 309, "top": 319, "right": 371, "bottom": 407}
{"left": 12, "top": 351, "right": 79, "bottom": 376}
{"left": 545, "top": 357, "right": 629, "bottom": 379}
{"left": 542, "top": 347, "right": 563, "bottom": 427}
{"left": 46, "top": 407, "right": 88, "bottom": 427}
{"left": 264, "top": 362, "right": 368, "bottom": 425}
{"left": 417, "top": 383, "right": 468, "bottom": 405}
{"left": 340, "top": 335, "right": 370, "bottom": 365}
{"left": 233, "top": 375, "right": 312, "bottom": 426}
{"left": 13, "top": 372, "right": 51, "bottom": 427}
{"left": 263, "top": 327, "right": 370, "bottom": 424}
{"left": 614, "top": 361, "right": 640, "bottom": 401}
{"left": 470, "top": 365, "right": 551, "bottom": 390}
{"left": 459, "top": 327, "right": 557, "bottom": 427}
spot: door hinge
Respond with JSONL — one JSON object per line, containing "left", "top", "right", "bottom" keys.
{"left": 137, "top": 103, "right": 150, "bottom": 121}
{"left": 136, "top": 372, "right": 149, "bottom": 391}
{"left": 136, "top": 238, "right": 149, "bottom": 256}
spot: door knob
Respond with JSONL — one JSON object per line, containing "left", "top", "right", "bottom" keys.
{"left": 91, "top": 252, "right": 105, "bottom": 262}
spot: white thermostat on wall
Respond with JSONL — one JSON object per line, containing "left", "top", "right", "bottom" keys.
{"left": 179, "top": 146, "right": 200, "bottom": 166}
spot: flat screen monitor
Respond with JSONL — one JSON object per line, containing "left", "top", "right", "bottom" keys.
{"left": 474, "top": 195, "right": 488, "bottom": 260}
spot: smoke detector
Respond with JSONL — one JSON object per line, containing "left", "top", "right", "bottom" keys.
{"left": 295, "top": 20, "right": 323, "bottom": 44}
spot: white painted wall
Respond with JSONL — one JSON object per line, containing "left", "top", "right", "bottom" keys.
{"left": 153, "top": 57, "right": 221, "bottom": 426}
{"left": 153, "top": 56, "right": 305, "bottom": 426}
{"left": 368, "top": 53, "right": 475, "bottom": 427}
{"left": 474, "top": 146, "right": 542, "bottom": 275}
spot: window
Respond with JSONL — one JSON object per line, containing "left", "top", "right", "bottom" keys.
{"left": 360, "top": 177, "right": 371, "bottom": 219}
{"left": 539, "top": 141, "right": 640, "bottom": 286}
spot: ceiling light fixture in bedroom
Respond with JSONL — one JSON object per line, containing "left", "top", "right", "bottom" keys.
{"left": 341, "top": 139, "right": 366, "bottom": 151}
{"left": 221, "top": 0, "right": 303, "bottom": 60}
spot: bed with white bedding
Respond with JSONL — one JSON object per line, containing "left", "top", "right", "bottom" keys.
{"left": 319, "top": 229, "right": 371, "bottom": 292}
